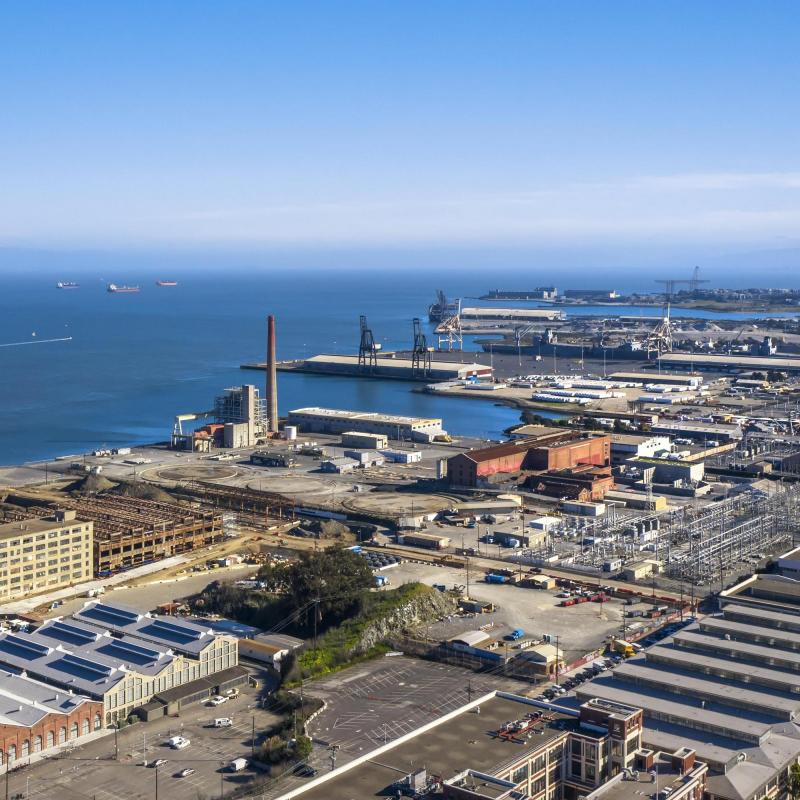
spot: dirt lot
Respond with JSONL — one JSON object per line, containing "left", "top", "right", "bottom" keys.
{"left": 381, "top": 561, "right": 626, "bottom": 661}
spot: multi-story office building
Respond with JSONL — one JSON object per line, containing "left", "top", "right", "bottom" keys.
{"left": 0, "top": 510, "right": 92, "bottom": 602}
{"left": 282, "top": 693, "right": 650, "bottom": 800}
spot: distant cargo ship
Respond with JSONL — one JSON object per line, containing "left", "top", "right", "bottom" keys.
{"left": 107, "top": 283, "right": 140, "bottom": 293}
{"left": 56, "top": 281, "right": 79, "bottom": 289}
{"left": 156, "top": 280, "right": 178, "bottom": 286}
{"left": 428, "top": 289, "right": 461, "bottom": 322}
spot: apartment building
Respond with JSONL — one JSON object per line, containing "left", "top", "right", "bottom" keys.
{"left": 0, "top": 510, "right": 92, "bottom": 603}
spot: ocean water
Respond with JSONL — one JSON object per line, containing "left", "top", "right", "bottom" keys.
{"left": 0, "top": 268, "right": 525, "bottom": 465}
{"left": 1, "top": 261, "right": 797, "bottom": 466}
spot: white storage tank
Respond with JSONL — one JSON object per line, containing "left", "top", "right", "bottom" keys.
{"left": 283, "top": 425, "right": 298, "bottom": 441}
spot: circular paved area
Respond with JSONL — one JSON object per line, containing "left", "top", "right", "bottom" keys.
{"left": 155, "top": 464, "right": 240, "bottom": 481}
{"left": 245, "top": 474, "right": 339, "bottom": 498}
{"left": 341, "top": 491, "right": 454, "bottom": 516}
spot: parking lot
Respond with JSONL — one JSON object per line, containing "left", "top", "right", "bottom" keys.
{"left": 5, "top": 675, "right": 280, "bottom": 800}
{"left": 533, "top": 614, "right": 697, "bottom": 704}
{"left": 304, "top": 655, "right": 528, "bottom": 756}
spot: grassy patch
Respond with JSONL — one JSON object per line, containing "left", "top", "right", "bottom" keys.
{"left": 293, "top": 582, "right": 434, "bottom": 681}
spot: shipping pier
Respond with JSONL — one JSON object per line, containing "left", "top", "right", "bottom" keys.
{"left": 242, "top": 352, "right": 492, "bottom": 382}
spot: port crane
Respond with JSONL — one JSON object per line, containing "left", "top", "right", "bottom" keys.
{"left": 435, "top": 298, "right": 463, "bottom": 351}
{"left": 411, "top": 317, "right": 433, "bottom": 378}
{"left": 655, "top": 267, "right": 709, "bottom": 303}
{"left": 358, "top": 315, "right": 380, "bottom": 372}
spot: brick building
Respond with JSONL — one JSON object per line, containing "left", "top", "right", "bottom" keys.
{"left": 448, "top": 432, "right": 611, "bottom": 489}
{"left": 0, "top": 669, "right": 102, "bottom": 773}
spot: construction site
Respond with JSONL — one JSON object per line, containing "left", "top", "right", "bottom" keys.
{"left": 0, "top": 494, "right": 226, "bottom": 575}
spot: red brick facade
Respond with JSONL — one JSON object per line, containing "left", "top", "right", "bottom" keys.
{"left": 0, "top": 700, "right": 103, "bottom": 769}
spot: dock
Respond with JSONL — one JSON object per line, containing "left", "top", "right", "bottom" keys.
{"left": 241, "top": 353, "right": 493, "bottom": 382}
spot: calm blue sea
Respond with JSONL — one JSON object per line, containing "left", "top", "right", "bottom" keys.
{"left": 0, "top": 259, "right": 797, "bottom": 466}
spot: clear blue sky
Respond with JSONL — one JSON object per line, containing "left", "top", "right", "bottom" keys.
{"left": 1, "top": 1, "right": 799, "bottom": 256}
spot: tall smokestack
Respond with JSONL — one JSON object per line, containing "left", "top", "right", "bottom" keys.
{"left": 267, "top": 315, "right": 278, "bottom": 433}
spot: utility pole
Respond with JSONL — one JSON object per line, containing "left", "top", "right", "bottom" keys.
{"left": 154, "top": 763, "right": 159, "bottom": 800}
{"left": 114, "top": 723, "right": 119, "bottom": 760}
{"left": 251, "top": 716, "right": 256, "bottom": 761}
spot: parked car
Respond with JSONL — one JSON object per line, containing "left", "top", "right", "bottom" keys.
{"left": 152, "top": 759, "right": 168, "bottom": 768}
{"left": 209, "top": 695, "right": 228, "bottom": 706}
{"left": 178, "top": 768, "right": 195, "bottom": 778}
{"left": 292, "top": 764, "right": 318, "bottom": 778}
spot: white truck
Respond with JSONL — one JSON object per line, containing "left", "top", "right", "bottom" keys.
{"left": 228, "top": 758, "right": 248, "bottom": 772}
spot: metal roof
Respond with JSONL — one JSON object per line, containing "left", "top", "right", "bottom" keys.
{"left": 0, "top": 669, "right": 93, "bottom": 728}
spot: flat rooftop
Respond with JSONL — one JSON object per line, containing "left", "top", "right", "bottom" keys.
{"left": 289, "top": 406, "right": 442, "bottom": 426}
{"left": 295, "top": 694, "right": 576, "bottom": 800}
{"left": 589, "top": 752, "right": 697, "bottom": 800}
{"left": 302, "top": 354, "right": 490, "bottom": 372}
{"left": 0, "top": 514, "right": 85, "bottom": 540}
{"left": 660, "top": 353, "right": 800, "bottom": 371}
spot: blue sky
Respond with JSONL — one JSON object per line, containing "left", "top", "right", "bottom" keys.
{"left": 1, "top": 1, "right": 799, "bottom": 256}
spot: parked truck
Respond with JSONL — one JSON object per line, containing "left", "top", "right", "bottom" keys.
{"left": 610, "top": 638, "right": 635, "bottom": 657}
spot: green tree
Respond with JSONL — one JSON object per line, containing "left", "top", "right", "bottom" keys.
{"left": 789, "top": 762, "right": 800, "bottom": 800}
{"left": 285, "top": 547, "right": 374, "bottom": 630}
{"left": 293, "top": 735, "right": 313, "bottom": 762}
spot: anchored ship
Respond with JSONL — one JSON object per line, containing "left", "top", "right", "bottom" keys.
{"left": 428, "top": 289, "right": 461, "bottom": 322}
{"left": 107, "top": 283, "right": 140, "bottom": 293}
{"left": 156, "top": 280, "right": 178, "bottom": 286}
{"left": 56, "top": 281, "right": 79, "bottom": 289}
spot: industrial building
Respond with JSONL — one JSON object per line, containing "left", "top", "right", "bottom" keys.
{"left": 460, "top": 306, "right": 566, "bottom": 321}
{"left": 447, "top": 432, "right": 611, "bottom": 489}
{"left": 610, "top": 433, "right": 672, "bottom": 465}
{"left": 288, "top": 407, "right": 446, "bottom": 442}
{"left": 0, "top": 670, "right": 103, "bottom": 774}
{"left": 0, "top": 510, "right": 93, "bottom": 603}
{"left": 0, "top": 601, "right": 244, "bottom": 727}
{"left": 12, "top": 496, "right": 224, "bottom": 576}
{"left": 575, "top": 571, "right": 800, "bottom": 800}
{"left": 658, "top": 352, "right": 800, "bottom": 373}
{"left": 282, "top": 693, "right": 656, "bottom": 800}
{"left": 340, "top": 431, "right": 388, "bottom": 449}
{"left": 528, "top": 468, "right": 615, "bottom": 501}
{"left": 608, "top": 371, "right": 703, "bottom": 388}
{"left": 651, "top": 420, "right": 743, "bottom": 442}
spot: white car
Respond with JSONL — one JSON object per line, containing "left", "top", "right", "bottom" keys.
{"left": 179, "top": 768, "right": 195, "bottom": 778}
{"left": 209, "top": 695, "right": 228, "bottom": 706}
{"left": 213, "top": 717, "right": 233, "bottom": 728}
{"left": 172, "top": 738, "right": 190, "bottom": 750}
{"left": 152, "top": 759, "right": 168, "bottom": 768}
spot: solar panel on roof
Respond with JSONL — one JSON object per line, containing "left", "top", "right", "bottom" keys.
{"left": 82, "top": 602, "right": 140, "bottom": 625}
{"left": 42, "top": 621, "right": 98, "bottom": 646}
{"left": 1, "top": 634, "right": 51, "bottom": 659}
{"left": 99, "top": 639, "right": 161, "bottom": 665}
{"left": 147, "top": 619, "right": 200, "bottom": 643}
{"left": 59, "top": 653, "right": 113, "bottom": 678}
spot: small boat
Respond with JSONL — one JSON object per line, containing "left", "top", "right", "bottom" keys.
{"left": 107, "top": 283, "right": 140, "bottom": 293}
{"left": 156, "top": 280, "right": 178, "bottom": 286}
{"left": 56, "top": 281, "right": 79, "bottom": 289}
